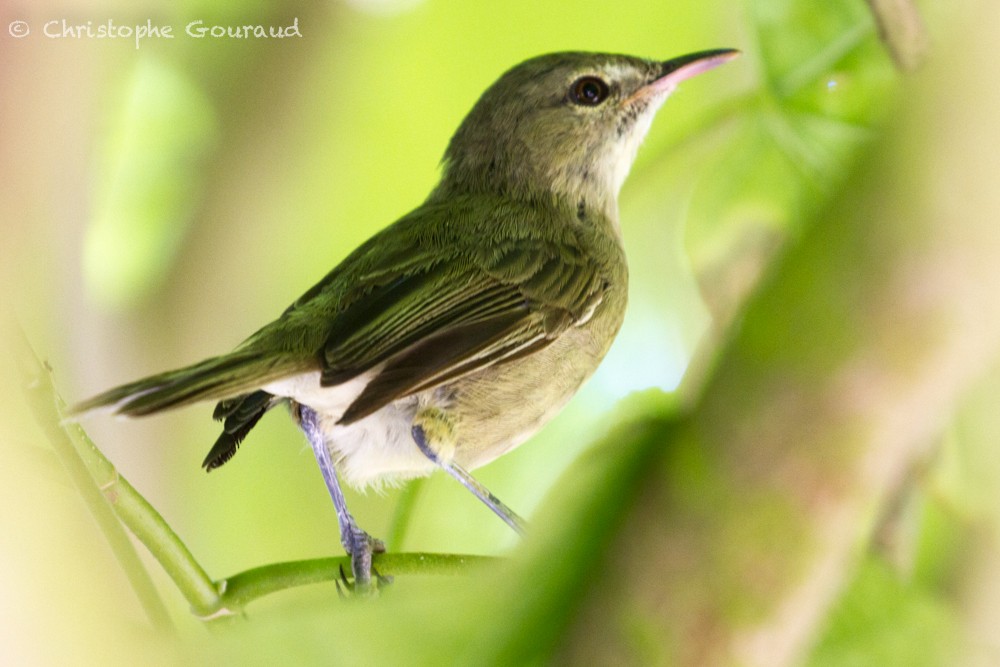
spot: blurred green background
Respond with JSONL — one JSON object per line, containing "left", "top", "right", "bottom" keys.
{"left": 4, "top": 0, "right": 997, "bottom": 664}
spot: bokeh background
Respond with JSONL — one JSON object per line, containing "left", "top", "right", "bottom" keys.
{"left": 3, "top": 0, "right": 998, "bottom": 664}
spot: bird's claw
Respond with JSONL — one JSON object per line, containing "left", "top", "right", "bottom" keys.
{"left": 337, "top": 527, "right": 390, "bottom": 596}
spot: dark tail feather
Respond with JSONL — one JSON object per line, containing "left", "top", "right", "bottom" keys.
{"left": 71, "top": 352, "right": 303, "bottom": 417}
{"left": 203, "top": 390, "right": 283, "bottom": 470}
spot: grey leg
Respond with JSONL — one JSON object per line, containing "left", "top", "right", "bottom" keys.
{"left": 297, "top": 405, "right": 384, "bottom": 587}
{"left": 411, "top": 425, "right": 527, "bottom": 536}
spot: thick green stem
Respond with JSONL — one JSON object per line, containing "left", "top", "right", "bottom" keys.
{"left": 17, "top": 336, "right": 175, "bottom": 630}
{"left": 219, "top": 553, "right": 496, "bottom": 610}
{"left": 63, "top": 419, "right": 223, "bottom": 617}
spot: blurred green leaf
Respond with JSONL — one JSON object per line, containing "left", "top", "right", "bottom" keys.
{"left": 685, "top": 2, "right": 897, "bottom": 269}
{"left": 808, "top": 561, "right": 960, "bottom": 667}
{"left": 84, "top": 56, "right": 217, "bottom": 308}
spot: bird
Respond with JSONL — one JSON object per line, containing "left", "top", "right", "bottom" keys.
{"left": 74, "top": 48, "right": 739, "bottom": 587}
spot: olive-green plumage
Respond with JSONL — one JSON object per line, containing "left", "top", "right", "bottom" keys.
{"left": 75, "top": 48, "right": 738, "bottom": 584}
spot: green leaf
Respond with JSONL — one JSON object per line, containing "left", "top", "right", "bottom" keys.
{"left": 84, "top": 56, "right": 217, "bottom": 308}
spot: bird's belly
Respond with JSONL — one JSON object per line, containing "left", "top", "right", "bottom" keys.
{"left": 263, "top": 320, "right": 617, "bottom": 490}
{"left": 444, "top": 324, "right": 612, "bottom": 471}
{"left": 323, "top": 351, "right": 593, "bottom": 489}
{"left": 264, "top": 369, "right": 430, "bottom": 489}
{"left": 324, "top": 398, "right": 430, "bottom": 490}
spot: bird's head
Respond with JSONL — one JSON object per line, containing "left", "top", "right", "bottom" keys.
{"left": 434, "top": 49, "right": 739, "bottom": 220}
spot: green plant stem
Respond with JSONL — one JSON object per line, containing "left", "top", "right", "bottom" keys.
{"left": 64, "top": 420, "right": 223, "bottom": 616}
{"left": 17, "top": 336, "right": 175, "bottom": 631}
{"left": 220, "top": 553, "right": 496, "bottom": 610}
{"left": 386, "top": 477, "right": 426, "bottom": 550}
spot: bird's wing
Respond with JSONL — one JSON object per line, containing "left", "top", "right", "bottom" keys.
{"left": 278, "top": 203, "right": 610, "bottom": 425}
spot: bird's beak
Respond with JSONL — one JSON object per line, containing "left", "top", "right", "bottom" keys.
{"left": 629, "top": 48, "right": 740, "bottom": 103}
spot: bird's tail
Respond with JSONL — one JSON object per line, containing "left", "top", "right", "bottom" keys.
{"left": 71, "top": 351, "right": 306, "bottom": 417}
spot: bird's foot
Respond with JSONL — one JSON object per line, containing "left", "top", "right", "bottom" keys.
{"left": 340, "top": 526, "right": 390, "bottom": 595}
{"left": 335, "top": 563, "right": 393, "bottom": 598}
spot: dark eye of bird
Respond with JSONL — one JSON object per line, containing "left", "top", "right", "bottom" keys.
{"left": 569, "top": 76, "right": 610, "bottom": 106}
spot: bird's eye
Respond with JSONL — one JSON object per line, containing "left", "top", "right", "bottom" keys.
{"left": 569, "top": 76, "right": 610, "bottom": 106}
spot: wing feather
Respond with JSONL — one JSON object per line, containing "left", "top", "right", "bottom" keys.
{"left": 258, "top": 200, "right": 613, "bottom": 424}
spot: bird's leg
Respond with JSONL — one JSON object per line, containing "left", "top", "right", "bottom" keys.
{"left": 297, "top": 405, "right": 385, "bottom": 588}
{"left": 411, "top": 422, "right": 527, "bottom": 536}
